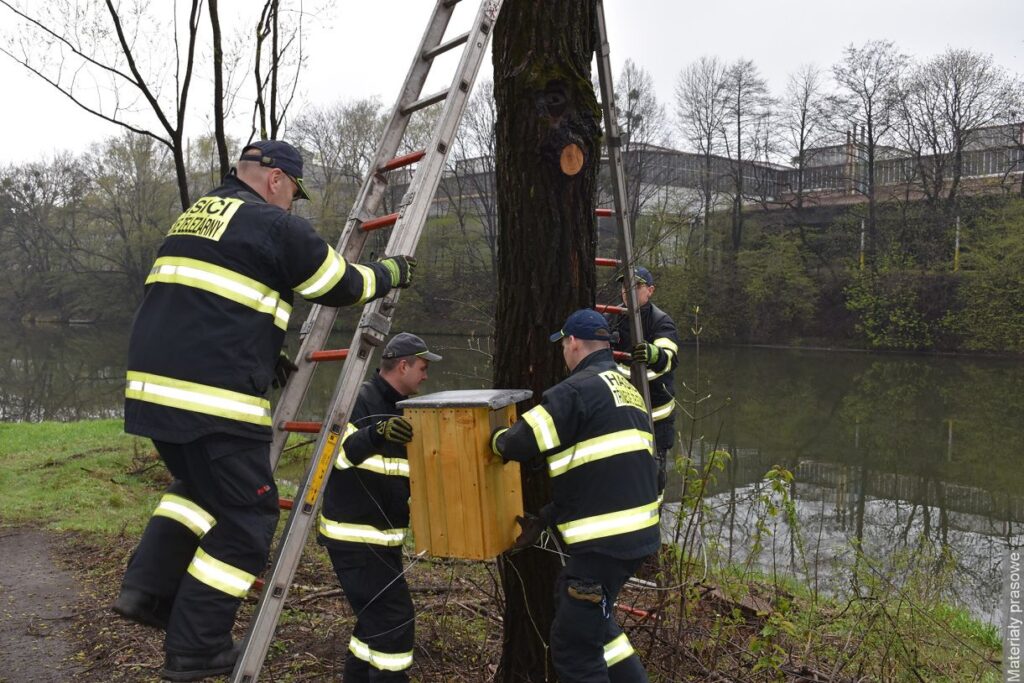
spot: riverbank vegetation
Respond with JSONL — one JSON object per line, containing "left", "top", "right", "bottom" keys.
{"left": 0, "top": 420, "right": 1001, "bottom": 680}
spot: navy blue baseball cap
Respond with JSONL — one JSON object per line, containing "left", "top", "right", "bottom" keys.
{"left": 239, "top": 140, "right": 311, "bottom": 200}
{"left": 382, "top": 332, "right": 442, "bottom": 362}
{"left": 549, "top": 309, "right": 612, "bottom": 342}
{"left": 616, "top": 266, "right": 654, "bottom": 286}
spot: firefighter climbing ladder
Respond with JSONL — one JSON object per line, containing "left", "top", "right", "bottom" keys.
{"left": 231, "top": 1, "right": 502, "bottom": 679}
{"left": 232, "top": 0, "right": 645, "bottom": 679}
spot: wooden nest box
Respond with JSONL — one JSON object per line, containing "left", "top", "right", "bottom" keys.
{"left": 397, "top": 389, "right": 531, "bottom": 560}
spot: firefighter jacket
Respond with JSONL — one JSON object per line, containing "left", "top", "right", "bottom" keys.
{"left": 493, "top": 349, "right": 661, "bottom": 560}
{"left": 610, "top": 303, "right": 680, "bottom": 447}
{"left": 124, "top": 172, "right": 396, "bottom": 444}
{"left": 319, "top": 372, "right": 411, "bottom": 550}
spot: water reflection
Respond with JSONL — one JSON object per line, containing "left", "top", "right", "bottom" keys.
{"left": 3, "top": 327, "right": 1022, "bottom": 621}
{"left": 664, "top": 347, "right": 1024, "bottom": 623}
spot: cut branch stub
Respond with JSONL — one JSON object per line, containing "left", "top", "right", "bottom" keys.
{"left": 560, "top": 143, "right": 584, "bottom": 175}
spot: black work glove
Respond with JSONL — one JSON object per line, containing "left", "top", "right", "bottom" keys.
{"left": 509, "top": 513, "right": 546, "bottom": 553}
{"left": 380, "top": 255, "right": 417, "bottom": 288}
{"left": 375, "top": 416, "right": 414, "bottom": 444}
{"left": 272, "top": 351, "right": 299, "bottom": 389}
{"left": 631, "top": 341, "right": 659, "bottom": 365}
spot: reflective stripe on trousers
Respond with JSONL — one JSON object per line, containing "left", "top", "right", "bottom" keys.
{"left": 153, "top": 493, "right": 216, "bottom": 537}
{"left": 349, "top": 635, "right": 414, "bottom": 672}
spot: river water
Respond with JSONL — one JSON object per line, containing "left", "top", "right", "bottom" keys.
{"left": 2, "top": 323, "right": 1022, "bottom": 622}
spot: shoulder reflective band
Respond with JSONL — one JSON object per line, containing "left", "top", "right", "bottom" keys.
{"left": 349, "top": 262, "right": 378, "bottom": 304}
{"left": 153, "top": 493, "right": 215, "bottom": 538}
{"left": 349, "top": 635, "right": 414, "bottom": 672}
{"left": 319, "top": 516, "right": 408, "bottom": 546}
{"left": 296, "top": 245, "right": 346, "bottom": 298}
{"left": 604, "top": 633, "right": 635, "bottom": 667}
{"left": 146, "top": 256, "right": 291, "bottom": 330}
{"left": 557, "top": 500, "right": 660, "bottom": 545}
{"left": 547, "top": 428, "right": 654, "bottom": 477}
{"left": 126, "top": 371, "right": 272, "bottom": 426}
{"left": 186, "top": 548, "right": 256, "bottom": 598}
{"left": 522, "top": 405, "right": 560, "bottom": 452}
{"left": 652, "top": 398, "right": 675, "bottom": 422}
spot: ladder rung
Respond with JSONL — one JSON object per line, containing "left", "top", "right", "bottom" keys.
{"left": 361, "top": 213, "right": 400, "bottom": 231}
{"left": 595, "top": 208, "right": 614, "bottom": 217}
{"left": 401, "top": 88, "right": 450, "bottom": 116}
{"left": 379, "top": 150, "right": 426, "bottom": 173}
{"left": 308, "top": 349, "right": 349, "bottom": 362}
{"left": 595, "top": 304, "right": 626, "bottom": 315}
{"left": 282, "top": 421, "right": 323, "bottom": 434}
{"left": 278, "top": 497, "right": 294, "bottom": 510}
{"left": 613, "top": 350, "right": 631, "bottom": 363}
{"left": 595, "top": 257, "right": 620, "bottom": 267}
{"left": 422, "top": 31, "right": 470, "bottom": 61}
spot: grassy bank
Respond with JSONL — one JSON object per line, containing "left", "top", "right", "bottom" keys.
{"left": 0, "top": 420, "right": 1004, "bottom": 681}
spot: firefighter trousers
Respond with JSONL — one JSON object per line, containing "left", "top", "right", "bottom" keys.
{"left": 551, "top": 553, "right": 650, "bottom": 683}
{"left": 120, "top": 434, "right": 279, "bottom": 656}
{"left": 328, "top": 546, "right": 415, "bottom": 682}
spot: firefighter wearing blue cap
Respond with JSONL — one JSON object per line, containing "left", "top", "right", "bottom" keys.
{"left": 491, "top": 309, "right": 658, "bottom": 683}
{"left": 112, "top": 140, "right": 418, "bottom": 681}
{"left": 611, "top": 266, "right": 680, "bottom": 494}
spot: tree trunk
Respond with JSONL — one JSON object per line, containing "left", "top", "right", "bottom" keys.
{"left": 209, "top": 0, "right": 230, "bottom": 178}
{"left": 492, "top": 1, "right": 600, "bottom": 680}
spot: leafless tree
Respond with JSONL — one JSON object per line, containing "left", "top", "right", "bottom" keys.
{"left": 720, "top": 58, "right": 772, "bottom": 252}
{"left": 290, "top": 97, "right": 386, "bottom": 243}
{"left": 675, "top": 56, "right": 729, "bottom": 261}
{"left": 831, "top": 39, "right": 908, "bottom": 267}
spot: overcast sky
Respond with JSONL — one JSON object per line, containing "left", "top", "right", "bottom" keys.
{"left": 0, "top": 0, "right": 1021, "bottom": 165}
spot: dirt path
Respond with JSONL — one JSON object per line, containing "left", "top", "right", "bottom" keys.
{"left": 0, "top": 527, "right": 85, "bottom": 683}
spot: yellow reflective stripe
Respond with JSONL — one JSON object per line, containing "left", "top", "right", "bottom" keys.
{"left": 126, "top": 371, "right": 272, "bottom": 426}
{"left": 604, "top": 633, "right": 635, "bottom": 667}
{"left": 153, "top": 494, "right": 215, "bottom": 537}
{"left": 349, "top": 636, "right": 414, "bottom": 671}
{"left": 522, "top": 405, "right": 560, "bottom": 451}
{"left": 354, "top": 455, "right": 410, "bottom": 477}
{"left": 186, "top": 548, "right": 255, "bottom": 598}
{"left": 146, "top": 256, "right": 291, "bottom": 330}
{"left": 546, "top": 428, "right": 653, "bottom": 477}
{"left": 350, "top": 263, "right": 377, "bottom": 304}
{"left": 334, "top": 423, "right": 360, "bottom": 469}
{"left": 618, "top": 361, "right": 671, "bottom": 381}
{"left": 319, "top": 516, "right": 407, "bottom": 546}
{"left": 557, "top": 500, "right": 660, "bottom": 544}
{"left": 296, "top": 245, "right": 346, "bottom": 297}
{"left": 652, "top": 337, "right": 678, "bottom": 354}
{"left": 652, "top": 399, "right": 675, "bottom": 421}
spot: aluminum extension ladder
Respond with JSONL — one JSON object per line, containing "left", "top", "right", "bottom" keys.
{"left": 592, "top": 0, "right": 653, "bottom": 412}
{"left": 231, "top": 1, "right": 503, "bottom": 679}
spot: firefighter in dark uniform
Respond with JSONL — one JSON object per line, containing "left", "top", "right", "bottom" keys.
{"left": 111, "top": 140, "right": 417, "bottom": 682}
{"left": 610, "top": 266, "right": 680, "bottom": 494}
{"left": 491, "top": 309, "right": 659, "bottom": 683}
{"left": 318, "top": 332, "right": 441, "bottom": 682}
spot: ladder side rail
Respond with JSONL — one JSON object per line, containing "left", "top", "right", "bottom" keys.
{"left": 594, "top": 0, "right": 653, "bottom": 415}
{"left": 266, "top": 1, "right": 461, "bottom": 467}
{"left": 384, "top": 0, "right": 504, "bottom": 262}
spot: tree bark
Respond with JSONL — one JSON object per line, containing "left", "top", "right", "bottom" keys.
{"left": 492, "top": 1, "right": 601, "bottom": 680}
{"left": 209, "top": 0, "right": 230, "bottom": 178}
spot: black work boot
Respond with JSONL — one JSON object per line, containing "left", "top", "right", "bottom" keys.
{"left": 112, "top": 586, "right": 172, "bottom": 630}
{"left": 161, "top": 642, "right": 241, "bottom": 682}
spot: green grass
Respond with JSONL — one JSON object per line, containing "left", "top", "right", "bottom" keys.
{"left": 0, "top": 419, "right": 162, "bottom": 534}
